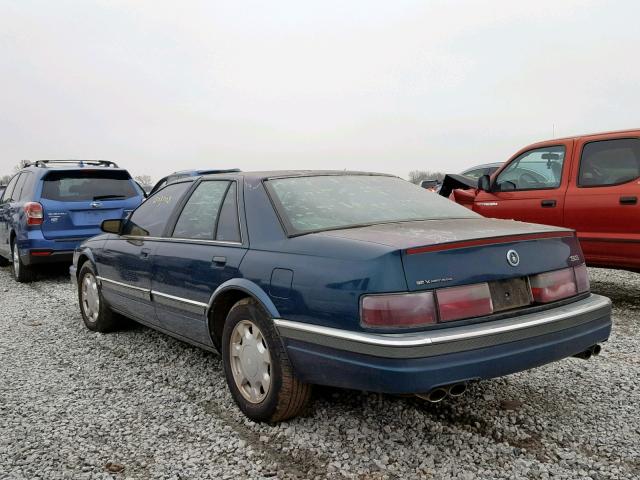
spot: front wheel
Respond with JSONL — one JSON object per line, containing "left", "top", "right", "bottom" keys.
{"left": 78, "top": 263, "right": 121, "bottom": 332}
{"left": 222, "top": 298, "right": 312, "bottom": 422}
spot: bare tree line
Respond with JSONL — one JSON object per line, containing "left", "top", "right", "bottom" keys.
{"left": 407, "top": 169, "right": 446, "bottom": 185}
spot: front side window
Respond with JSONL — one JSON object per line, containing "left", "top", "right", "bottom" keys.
{"left": 41, "top": 170, "right": 139, "bottom": 202}
{"left": 266, "top": 174, "right": 479, "bottom": 236}
{"left": 579, "top": 138, "right": 640, "bottom": 187}
{"left": 495, "top": 146, "right": 565, "bottom": 191}
{"left": 123, "top": 182, "right": 191, "bottom": 237}
{"left": 172, "top": 181, "right": 230, "bottom": 240}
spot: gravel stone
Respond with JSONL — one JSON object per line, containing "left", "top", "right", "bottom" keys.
{"left": 0, "top": 265, "right": 638, "bottom": 479}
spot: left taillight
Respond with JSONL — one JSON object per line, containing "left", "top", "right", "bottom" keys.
{"left": 361, "top": 291, "right": 437, "bottom": 328}
{"left": 529, "top": 267, "right": 577, "bottom": 303}
{"left": 361, "top": 282, "right": 494, "bottom": 328}
{"left": 24, "top": 202, "right": 43, "bottom": 226}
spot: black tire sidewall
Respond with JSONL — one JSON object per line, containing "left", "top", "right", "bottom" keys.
{"left": 11, "top": 241, "right": 33, "bottom": 283}
{"left": 222, "top": 301, "right": 285, "bottom": 422}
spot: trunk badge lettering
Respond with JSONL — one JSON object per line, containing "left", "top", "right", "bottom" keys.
{"left": 416, "top": 277, "right": 453, "bottom": 286}
{"left": 507, "top": 249, "right": 520, "bottom": 267}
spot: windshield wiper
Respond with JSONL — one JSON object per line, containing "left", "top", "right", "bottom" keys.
{"left": 93, "top": 195, "right": 126, "bottom": 200}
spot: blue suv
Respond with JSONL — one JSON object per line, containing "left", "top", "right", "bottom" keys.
{"left": 0, "top": 160, "right": 145, "bottom": 282}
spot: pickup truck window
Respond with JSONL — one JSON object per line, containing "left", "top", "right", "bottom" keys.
{"left": 578, "top": 138, "right": 640, "bottom": 187}
{"left": 495, "top": 146, "right": 565, "bottom": 191}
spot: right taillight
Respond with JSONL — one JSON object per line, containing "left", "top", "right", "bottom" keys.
{"left": 573, "top": 263, "right": 590, "bottom": 293}
{"left": 530, "top": 267, "right": 577, "bottom": 303}
{"left": 24, "top": 202, "right": 43, "bottom": 226}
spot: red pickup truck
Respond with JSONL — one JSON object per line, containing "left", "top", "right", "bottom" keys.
{"left": 449, "top": 129, "right": 640, "bottom": 271}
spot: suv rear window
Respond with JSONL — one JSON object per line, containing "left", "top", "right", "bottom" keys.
{"left": 41, "top": 170, "right": 139, "bottom": 202}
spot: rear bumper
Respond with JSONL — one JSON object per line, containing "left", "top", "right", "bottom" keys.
{"left": 17, "top": 232, "right": 85, "bottom": 266}
{"left": 275, "top": 294, "right": 612, "bottom": 394}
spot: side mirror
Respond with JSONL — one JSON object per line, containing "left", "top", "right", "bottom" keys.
{"left": 101, "top": 219, "right": 123, "bottom": 234}
{"left": 477, "top": 175, "right": 491, "bottom": 192}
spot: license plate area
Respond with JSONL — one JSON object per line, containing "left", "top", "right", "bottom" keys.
{"left": 488, "top": 277, "right": 532, "bottom": 312}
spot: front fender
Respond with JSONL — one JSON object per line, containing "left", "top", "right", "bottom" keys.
{"left": 206, "top": 278, "right": 280, "bottom": 319}
{"left": 73, "top": 246, "right": 97, "bottom": 273}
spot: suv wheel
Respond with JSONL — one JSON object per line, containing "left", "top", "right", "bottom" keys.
{"left": 222, "top": 298, "right": 312, "bottom": 422}
{"left": 11, "top": 240, "right": 35, "bottom": 283}
{"left": 78, "top": 262, "right": 121, "bottom": 332}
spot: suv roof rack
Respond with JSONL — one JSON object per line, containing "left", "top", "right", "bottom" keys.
{"left": 22, "top": 159, "right": 119, "bottom": 168}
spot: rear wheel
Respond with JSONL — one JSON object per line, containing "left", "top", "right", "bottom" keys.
{"left": 222, "top": 298, "right": 312, "bottom": 422}
{"left": 78, "top": 262, "right": 120, "bottom": 332}
{"left": 11, "top": 240, "right": 35, "bottom": 283}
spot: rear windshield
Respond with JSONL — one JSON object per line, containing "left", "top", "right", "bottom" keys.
{"left": 266, "top": 174, "right": 479, "bottom": 235}
{"left": 41, "top": 170, "right": 139, "bottom": 202}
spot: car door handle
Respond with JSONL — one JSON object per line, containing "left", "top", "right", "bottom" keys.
{"left": 620, "top": 196, "right": 637, "bottom": 205}
{"left": 140, "top": 248, "right": 152, "bottom": 259}
{"left": 212, "top": 256, "right": 227, "bottom": 266}
{"left": 541, "top": 199, "right": 556, "bottom": 208}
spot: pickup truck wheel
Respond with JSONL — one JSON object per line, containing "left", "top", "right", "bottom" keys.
{"left": 78, "top": 263, "right": 119, "bottom": 333}
{"left": 11, "top": 241, "right": 35, "bottom": 283}
{"left": 222, "top": 298, "right": 312, "bottom": 422}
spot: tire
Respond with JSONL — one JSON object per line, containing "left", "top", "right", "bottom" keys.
{"left": 78, "top": 262, "right": 120, "bottom": 332}
{"left": 11, "top": 240, "right": 35, "bottom": 283}
{"left": 222, "top": 298, "right": 312, "bottom": 422}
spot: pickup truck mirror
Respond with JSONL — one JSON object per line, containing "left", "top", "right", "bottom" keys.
{"left": 101, "top": 219, "right": 123, "bottom": 234}
{"left": 477, "top": 175, "right": 491, "bottom": 192}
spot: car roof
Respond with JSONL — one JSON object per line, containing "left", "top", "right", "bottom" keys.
{"left": 527, "top": 128, "right": 640, "bottom": 144}
{"left": 461, "top": 162, "right": 502, "bottom": 172}
{"left": 200, "top": 170, "right": 396, "bottom": 182}
{"left": 171, "top": 168, "right": 241, "bottom": 176}
{"left": 16, "top": 160, "right": 129, "bottom": 177}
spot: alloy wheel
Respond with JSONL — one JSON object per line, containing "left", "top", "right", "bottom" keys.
{"left": 229, "top": 320, "right": 272, "bottom": 403}
{"left": 81, "top": 273, "right": 100, "bottom": 323}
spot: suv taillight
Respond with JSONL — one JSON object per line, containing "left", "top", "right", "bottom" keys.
{"left": 24, "top": 202, "right": 43, "bottom": 226}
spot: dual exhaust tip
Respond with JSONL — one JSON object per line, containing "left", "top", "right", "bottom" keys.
{"left": 573, "top": 344, "right": 602, "bottom": 360}
{"left": 416, "top": 382, "right": 467, "bottom": 403}
{"left": 416, "top": 344, "right": 603, "bottom": 403}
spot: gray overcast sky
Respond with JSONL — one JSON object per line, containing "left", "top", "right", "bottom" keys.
{"left": 1, "top": 0, "right": 639, "bottom": 181}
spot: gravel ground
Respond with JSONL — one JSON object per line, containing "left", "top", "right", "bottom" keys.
{"left": 0, "top": 265, "right": 639, "bottom": 480}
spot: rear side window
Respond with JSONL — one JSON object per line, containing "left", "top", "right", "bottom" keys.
{"left": 216, "top": 182, "right": 241, "bottom": 242}
{"left": 41, "top": 170, "right": 139, "bottom": 202}
{"left": 579, "top": 138, "right": 640, "bottom": 187}
{"left": 1, "top": 174, "right": 21, "bottom": 203}
{"left": 172, "top": 181, "right": 231, "bottom": 240}
{"left": 123, "top": 182, "right": 191, "bottom": 237}
{"left": 18, "top": 172, "right": 34, "bottom": 200}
